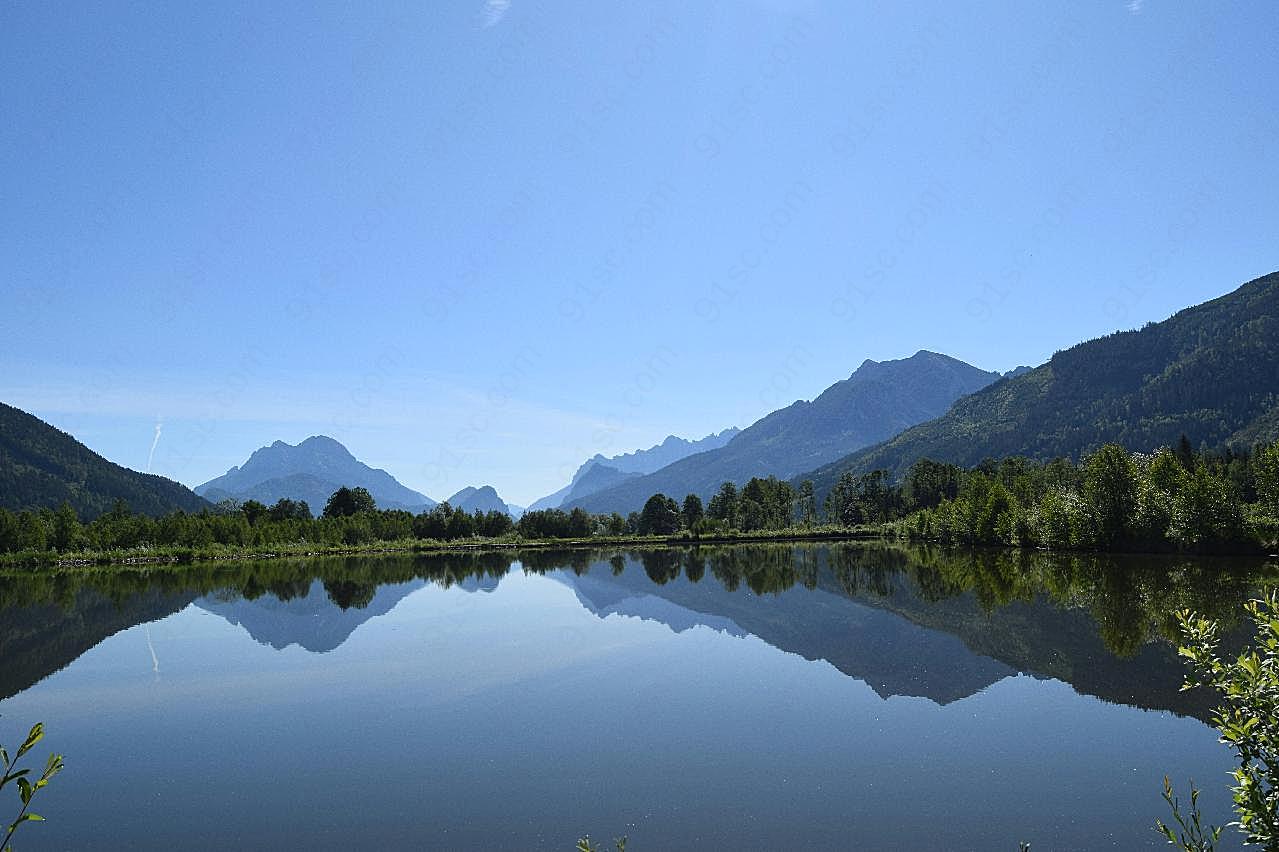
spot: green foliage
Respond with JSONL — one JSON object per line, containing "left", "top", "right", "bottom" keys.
{"left": 803, "top": 272, "right": 1279, "bottom": 494}
{"left": 1083, "top": 444, "right": 1139, "bottom": 546}
{"left": 707, "top": 482, "right": 739, "bottom": 527}
{"left": 267, "top": 498, "right": 312, "bottom": 522}
{"left": 680, "top": 494, "right": 704, "bottom": 530}
{"left": 897, "top": 441, "right": 1274, "bottom": 553}
{"left": 517, "top": 508, "right": 574, "bottom": 539}
{"left": 739, "top": 476, "right": 795, "bottom": 531}
{"left": 575, "top": 835, "right": 626, "bottom": 851}
{"left": 1168, "top": 467, "right": 1247, "bottom": 550}
{"left": 638, "top": 494, "right": 681, "bottom": 535}
{"left": 0, "top": 402, "right": 208, "bottom": 519}
{"left": 826, "top": 469, "right": 902, "bottom": 526}
{"left": 696, "top": 477, "right": 801, "bottom": 533}
{"left": 796, "top": 480, "right": 816, "bottom": 526}
{"left": 902, "top": 459, "right": 962, "bottom": 510}
{"left": 568, "top": 507, "right": 594, "bottom": 538}
{"left": 8, "top": 439, "right": 1270, "bottom": 568}
{"left": 1172, "top": 592, "right": 1279, "bottom": 847}
{"left": 322, "top": 486, "right": 377, "bottom": 518}
{"left": 1156, "top": 776, "right": 1222, "bottom": 851}
{"left": 1, "top": 721, "right": 63, "bottom": 852}
{"left": 1257, "top": 443, "right": 1279, "bottom": 517}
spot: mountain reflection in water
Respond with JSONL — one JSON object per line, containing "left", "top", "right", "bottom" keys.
{"left": 2, "top": 543, "right": 1271, "bottom": 718}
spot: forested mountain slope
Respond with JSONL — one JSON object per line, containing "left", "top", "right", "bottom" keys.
{"left": 801, "top": 271, "right": 1279, "bottom": 495}
{"left": 0, "top": 402, "right": 209, "bottom": 518}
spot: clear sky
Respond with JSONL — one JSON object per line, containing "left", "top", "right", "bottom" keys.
{"left": 3, "top": 1, "right": 1276, "bottom": 506}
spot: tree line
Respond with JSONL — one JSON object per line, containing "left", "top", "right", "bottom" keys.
{"left": 622, "top": 437, "right": 1279, "bottom": 552}
{"left": 3, "top": 438, "right": 1276, "bottom": 560}
{"left": 0, "top": 486, "right": 519, "bottom": 557}
{"left": 881, "top": 437, "right": 1279, "bottom": 552}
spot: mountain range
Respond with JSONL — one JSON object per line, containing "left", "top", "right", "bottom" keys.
{"left": 564, "top": 351, "right": 1003, "bottom": 515}
{"left": 801, "top": 270, "right": 1279, "bottom": 497}
{"left": 0, "top": 402, "right": 208, "bottom": 518}
{"left": 4, "top": 271, "right": 1276, "bottom": 523}
{"left": 527, "top": 429, "right": 741, "bottom": 511}
{"left": 446, "top": 485, "right": 515, "bottom": 515}
{"left": 195, "top": 436, "right": 435, "bottom": 513}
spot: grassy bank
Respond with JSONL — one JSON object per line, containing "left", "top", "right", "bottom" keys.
{"left": 0, "top": 524, "right": 884, "bottom": 573}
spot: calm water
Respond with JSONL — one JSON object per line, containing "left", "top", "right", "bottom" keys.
{"left": 0, "top": 544, "right": 1271, "bottom": 850}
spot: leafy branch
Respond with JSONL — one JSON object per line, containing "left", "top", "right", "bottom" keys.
{"left": 0, "top": 722, "right": 63, "bottom": 852}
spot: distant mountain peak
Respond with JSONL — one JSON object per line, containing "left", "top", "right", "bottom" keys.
{"left": 848, "top": 350, "right": 965, "bottom": 382}
{"left": 564, "top": 351, "right": 1001, "bottom": 515}
{"left": 446, "top": 485, "right": 512, "bottom": 515}
{"left": 526, "top": 428, "right": 743, "bottom": 511}
{"left": 196, "top": 436, "right": 434, "bottom": 511}
{"left": 298, "top": 435, "right": 348, "bottom": 451}
{"left": 800, "top": 270, "right": 1279, "bottom": 495}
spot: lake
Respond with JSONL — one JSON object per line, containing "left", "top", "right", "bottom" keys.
{"left": 0, "top": 543, "right": 1270, "bottom": 850}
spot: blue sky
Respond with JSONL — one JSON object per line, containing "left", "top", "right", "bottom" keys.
{"left": 2, "top": 1, "right": 1276, "bottom": 505}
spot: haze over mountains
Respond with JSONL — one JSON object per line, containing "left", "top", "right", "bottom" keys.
{"left": 528, "top": 429, "right": 740, "bottom": 511}
{"left": 196, "top": 436, "right": 435, "bottom": 513}
{"left": 801, "top": 271, "right": 1279, "bottom": 498}
{"left": 3, "top": 272, "right": 1277, "bottom": 521}
{"left": 565, "top": 351, "right": 1003, "bottom": 515}
{"left": 446, "top": 485, "right": 516, "bottom": 516}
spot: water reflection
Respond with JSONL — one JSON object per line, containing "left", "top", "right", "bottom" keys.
{"left": 2, "top": 543, "right": 1273, "bottom": 717}
{"left": 2, "top": 543, "right": 1274, "bottom": 851}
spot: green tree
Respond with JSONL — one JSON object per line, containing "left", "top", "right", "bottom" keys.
{"left": 322, "top": 486, "right": 376, "bottom": 518}
{"left": 567, "top": 507, "right": 593, "bottom": 537}
{"left": 638, "top": 494, "right": 681, "bottom": 535}
{"left": 14, "top": 512, "right": 45, "bottom": 552}
{"left": 239, "top": 499, "right": 268, "bottom": 526}
{"left": 1256, "top": 441, "right": 1279, "bottom": 517}
{"left": 707, "top": 482, "right": 739, "bottom": 528}
{"left": 976, "top": 481, "right": 1015, "bottom": 543}
{"left": 446, "top": 507, "right": 475, "bottom": 539}
{"left": 1169, "top": 466, "right": 1245, "bottom": 550}
{"left": 681, "top": 494, "right": 704, "bottom": 530}
{"left": 903, "top": 458, "right": 961, "bottom": 510}
{"left": 1169, "top": 593, "right": 1279, "bottom": 847}
{"left": 797, "top": 480, "right": 816, "bottom": 526}
{"left": 1083, "top": 444, "right": 1139, "bottom": 546}
{"left": 267, "top": 498, "right": 312, "bottom": 522}
{"left": 0, "top": 510, "right": 18, "bottom": 554}
{"left": 825, "top": 471, "right": 858, "bottom": 526}
{"left": 737, "top": 497, "right": 766, "bottom": 531}
{"left": 50, "top": 502, "right": 82, "bottom": 552}
{"left": 1175, "top": 434, "right": 1197, "bottom": 471}
{"left": 856, "top": 470, "right": 898, "bottom": 524}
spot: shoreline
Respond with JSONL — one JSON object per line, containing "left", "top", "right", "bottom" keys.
{"left": 0, "top": 528, "right": 887, "bottom": 573}
{"left": 3, "top": 527, "right": 1274, "bottom": 576}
